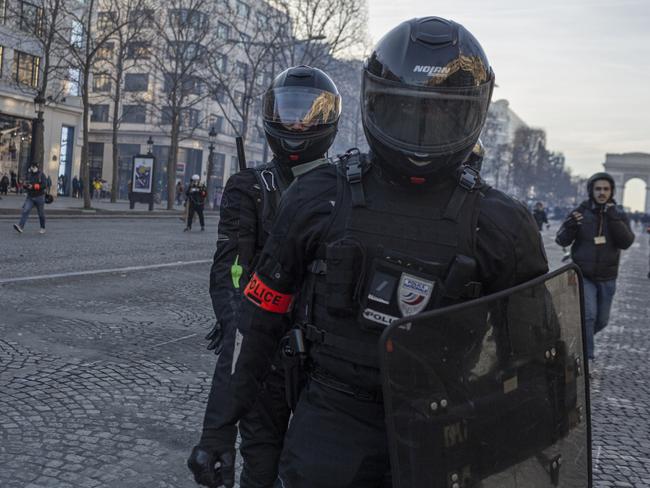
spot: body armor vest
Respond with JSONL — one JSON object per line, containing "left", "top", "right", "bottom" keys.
{"left": 304, "top": 157, "right": 486, "bottom": 390}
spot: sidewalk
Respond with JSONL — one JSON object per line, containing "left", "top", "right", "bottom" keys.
{"left": 0, "top": 194, "right": 219, "bottom": 218}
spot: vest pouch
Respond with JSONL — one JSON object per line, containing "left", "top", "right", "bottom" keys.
{"left": 358, "top": 254, "right": 441, "bottom": 333}
{"left": 324, "top": 240, "right": 362, "bottom": 316}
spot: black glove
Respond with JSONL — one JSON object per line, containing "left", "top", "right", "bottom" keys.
{"left": 605, "top": 203, "right": 623, "bottom": 220}
{"left": 187, "top": 445, "right": 235, "bottom": 488}
{"left": 205, "top": 322, "right": 224, "bottom": 355}
{"left": 564, "top": 211, "right": 583, "bottom": 228}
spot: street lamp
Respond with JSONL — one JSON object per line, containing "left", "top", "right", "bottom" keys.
{"left": 207, "top": 126, "right": 217, "bottom": 205}
{"left": 28, "top": 93, "right": 46, "bottom": 176}
{"left": 146, "top": 135, "right": 154, "bottom": 155}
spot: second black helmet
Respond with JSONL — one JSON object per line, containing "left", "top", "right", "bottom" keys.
{"left": 263, "top": 66, "right": 341, "bottom": 167}
{"left": 362, "top": 17, "right": 495, "bottom": 183}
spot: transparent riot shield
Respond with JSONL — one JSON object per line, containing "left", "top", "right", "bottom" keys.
{"left": 380, "top": 265, "right": 591, "bottom": 488}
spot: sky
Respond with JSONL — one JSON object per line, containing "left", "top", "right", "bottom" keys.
{"left": 366, "top": 0, "right": 650, "bottom": 210}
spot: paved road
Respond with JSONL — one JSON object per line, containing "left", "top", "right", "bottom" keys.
{"left": 1, "top": 218, "right": 648, "bottom": 487}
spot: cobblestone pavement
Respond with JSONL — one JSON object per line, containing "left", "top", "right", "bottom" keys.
{"left": 1, "top": 218, "right": 649, "bottom": 487}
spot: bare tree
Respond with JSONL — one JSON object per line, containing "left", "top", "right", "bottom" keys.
{"left": 205, "top": 2, "right": 285, "bottom": 150}
{"left": 5, "top": 0, "right": 73, "bottom": 170}
{"left": 271, "top": 0, "right": 369, "bottom": 69}
{"left": 92, "top": 0, "right": 151, "bottom": 202}
{"left": 146, "top": 0, "right": 218, "bottom": 209}
{"left": 60, "top": 0, "right": 137, "bottom": 208}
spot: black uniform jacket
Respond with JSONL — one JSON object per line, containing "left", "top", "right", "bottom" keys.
{"left": 556, "top": 200, "right": 634, "bottom": 281}
{"left": 202, "top": 162, "right": 549, "bottom": 441}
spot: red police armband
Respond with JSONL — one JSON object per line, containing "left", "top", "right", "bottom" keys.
{"left": 34, "top": 184, "right": 40, "bottom": 191}
{"left": 244, "top": 273, "right": 294, "bottom": 314}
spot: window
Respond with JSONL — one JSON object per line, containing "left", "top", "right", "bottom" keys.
{"left": 161, "top": 107, "right": 173, "bottom": 125}
{"left": 239, "top": 32, "right": 251, "bottom": 45}
{"left": 13, "top": 51, "right": 40, "bottom": 88}
{"left": 96, "top": 43, "right": 114, "bottom": 60}
{"left": 212, "top": 85, "right": 226, "bottom": 103}
{"left": 124, "top": 73, "right": 148, "bottom": 92}
{"left": 236, "top": 62, "right": 248, "bottom": 79}
{"left": 230, "top": 155, "right": 238, "bottom": 175}
{"left": 163, "top": 73, "right": 175, "bottom": 93}
{"left": 168, "top": 9, "right": 207, "bottom": 30}
{"left": 236, "top": 1, "right": 250, "bottom": 19}
{"left": 234, "top": 90, "right": 244, "bottom": 108}
{"left": 92, "top": 72, "right": 111, "bottom": 92}
{"left": 129, "top": 9, "right": 154, "bottom": 28}
{"left": 126, "top": 41, "right": 151, "bottom": 59}
{"left": 186, "top": 109, "right": 200, "bottom": 127}
{"left": 122, "top": 104, "right": 146, "bottom": 123}
{"left": 90, "top": 104, "right": 109, "bottom": 122}
{"left": 96, "top": 11, "right": 116, "bottom": 31}
{"left": 70, "top": 20, "right": 84, "bottom": 48}
{"left": 208, "top": 114, "right": 223, "bottom": 133}
{"left": 0, "top": 0, "right": 6, "bottom": 24}
{"left": 67, "top": 68, "right": 80, "bottom": 96}
{"left": 167, "top": 41, "right": 207, "bottom": 61}
{"left": 231, "top": 120, "right": 243, "bottom": 136}
{"left": 20, "top": 1, "right": 43, "bottom": 35}
{"left": 215, "top": 53, "right": 227, "bottom": 72}
{"left": 257, "top": 12, "right": 269, "bottom": 27}
{"left": 216, "top": 21, "right": 230, "bottom": 40}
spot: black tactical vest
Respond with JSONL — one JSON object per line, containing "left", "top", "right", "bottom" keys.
{"left": 303, "top": 156, "right": 487, "bottom": 390}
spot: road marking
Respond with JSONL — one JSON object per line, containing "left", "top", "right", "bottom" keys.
{"left": 594, "top": 445, "right": 602, "bottom": 469}
{"left": 151, "top": 333, "right": 198, "bottom": 348}
{"left": 0, "top": 260, "right": 212, "bottom": 284}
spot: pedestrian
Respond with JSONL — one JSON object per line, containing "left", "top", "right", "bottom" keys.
{"left": 57, "top": 174, "right": 65, "bottom": 195}
{"left": 556, "top": 172, "right": 635, "bottom": 367}
{"left": 188, "top": 17, "right": 548, "bottom": 488}
{"left": 10, "top": 170, "right": 17, "bottom": 192}
{"left": 72, "top": 176, "right": 79, "bottom": 198}
{"left": 184, "top": 175, "right": 207, "bottom": 231}
{"left": 46, "top": 174, "right": 52, "bottom": 193}
{"left": 78, "top": 177, "right": 84, "bottom": 198}
{"left": 13, "top": 163, "right": 47, "bottom": 234}
{"left": 533, "top": 201, "right": 549, "bottom": 231}
{"left": 188, "top": 66, "right": 342, "bottom": 488}
{"left": 175, "top": 181, "right": 184, "bottom": 206}
{"left": 0, "top": 174, "right": 8, "bottom": 195}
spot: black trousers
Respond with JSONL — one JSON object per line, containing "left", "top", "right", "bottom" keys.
{"left": 275, "top": 380, "right": 391, "bottom": 488}
{"left": 239, "top": 363, "right": 291, "bottom": 488}
{"left": 187, "top": 204, "right": 205, "bottom": 229}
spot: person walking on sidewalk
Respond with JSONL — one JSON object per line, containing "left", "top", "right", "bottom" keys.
{"left": 13, "top": 163, "right": 48, "bottom": 234}
{"left": 184, "top": 175, "right": 207, "bottom": 232}
{"left": 533, "top": 201, "right": 549, "bottom": 231}
{"left": 556, "top": 172, "right": 635, "bottom": 365}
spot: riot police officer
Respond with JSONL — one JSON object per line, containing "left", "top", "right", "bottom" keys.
{"left": 188, "top": 66, "right": 341, "bottom": 488}
{"left": 194, "top": 18, "right": 548, "bottom": 487}
{"left": 185, "top": 175, "right": 208, "bottom": 232}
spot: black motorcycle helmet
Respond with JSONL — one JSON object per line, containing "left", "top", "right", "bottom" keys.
{"left": 262, "top": 66, "right": 341, "bottom": 167}
{"left": 587, "top": 172, "right": 616, "bottom": 200}
{"left": 362, "top": 17, "right": 495, "bottom": 183}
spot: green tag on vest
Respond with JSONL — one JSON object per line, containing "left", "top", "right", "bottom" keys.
{"left": 231, "top": 255, "right": 243, "bottom": 289}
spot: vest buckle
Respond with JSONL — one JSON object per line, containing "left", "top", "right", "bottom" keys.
{"left": 458, "top": 166, "right": 480, "bottom": 191}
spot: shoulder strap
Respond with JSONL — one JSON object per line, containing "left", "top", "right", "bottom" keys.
{"left": 443, "top": 165, "right": 483, "bottom": 222}
{"left": 340, "top": 148, "right": 367, "bottom": 207}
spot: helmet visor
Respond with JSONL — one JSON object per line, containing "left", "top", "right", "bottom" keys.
{"left": 363, "top": 72, "right": 493, "bottom": 154}
{"left": 263, "top": 87, "right": 341, "bottom": 132}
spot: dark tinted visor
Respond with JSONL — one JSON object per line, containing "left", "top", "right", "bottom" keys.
{"left": 263, "top": 87, "right": 341, "bottom": 130}
{"left": 364, "top": 72, "right": 492, "bottom": 154}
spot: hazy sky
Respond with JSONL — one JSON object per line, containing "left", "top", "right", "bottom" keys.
{"left": 367, "top": 0, "right": 650, "bottom": 210}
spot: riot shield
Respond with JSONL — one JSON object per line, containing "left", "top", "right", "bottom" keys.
{"left": 380, "top": 265, "right": 591, "bottom": 488}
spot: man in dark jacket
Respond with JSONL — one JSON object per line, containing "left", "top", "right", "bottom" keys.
{"left": 185, "top": 175, "right": 207, "bottom": 232}
{"left": 533, "top": 202, "right": 549, "bottom": 231}
{"left": 13, "top": 163, "right": 47, "bottom": 234}
{"left": 556, "top": 172, "right": 635, "bottom": 361}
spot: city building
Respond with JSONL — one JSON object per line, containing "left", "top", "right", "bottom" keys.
{"left": 0, "top": 0, "right": 83, "bottom": 194}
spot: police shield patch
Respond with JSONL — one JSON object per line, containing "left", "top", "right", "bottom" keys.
{"left": 397, "top": 273, "right": 434, "bottom": 317}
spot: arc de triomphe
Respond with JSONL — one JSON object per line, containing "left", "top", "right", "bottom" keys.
{"left": 603, "top": 152, "right": 650, "bottom": 213}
